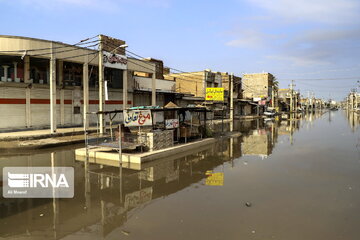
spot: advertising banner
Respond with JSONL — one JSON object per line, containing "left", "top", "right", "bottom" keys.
{"left": 206, "top": 88, "right": 224, "bottom": 101}
{"left": 103, "top": 51, "right": 127, "bottom": 70}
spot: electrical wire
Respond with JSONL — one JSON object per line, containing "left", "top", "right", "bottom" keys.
{"left": 30, "top": 43, "right": 99, "bottom": 58}
{"left": 104, "top": 42, "right": 281, "bottom": 96}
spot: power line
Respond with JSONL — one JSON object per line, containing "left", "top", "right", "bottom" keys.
{"left": 31, "top": 43, "right": 99, "bottom": 58}
{"left": 105, "top": 42, "right": 269, "bottom": 94}
{"left": 278, "top": 77, "right": 360, "bottom": 81}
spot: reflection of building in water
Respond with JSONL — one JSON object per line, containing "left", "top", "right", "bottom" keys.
{"left": 346, "top": 110, "right": 359, "bottom": 132}
{"left": 0, "top": 137, "right": 240, "bottom": 239}
{"left": 241, "top": 128, "right": 274, "bottom": 158}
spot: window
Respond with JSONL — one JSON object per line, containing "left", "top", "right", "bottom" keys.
{"left": 104, "top": 68, "right": 123, "bottom": 89}
{"left": 63, "top": 61, "right": 82, "bottom": 86}
{"left": 30, "top": 57, "right": 49, "bottom": 84}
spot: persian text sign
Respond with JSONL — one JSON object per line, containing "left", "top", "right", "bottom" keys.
{"left": 103, "top": 51, "right": 127, "bottom": 70}
{"left": 206, "top": 88, "right": 224, "bottom": 101}
{"left": 3, "top": 167, "right": 74, "bottom": 198}
{"left": 124, "top": 110, "right": 152, "bottom": 127}
{"left": 165, "top": 119, "right": 179, "bottom": 129}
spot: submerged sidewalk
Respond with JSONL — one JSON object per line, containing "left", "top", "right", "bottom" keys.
{"left": 0, "top": 127, "right": 94, "bottom": 150}
{"left": 0, "top": 127, "right": 91, "bottom": 141}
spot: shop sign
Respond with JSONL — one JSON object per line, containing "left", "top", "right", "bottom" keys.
{"left": 165, "top": 119, "right": 179, "bottom": 129}
{"left": 124, "top": 110, "right": 152, "bottom": 127}
{"left": 103, "top": 51, "right": 127, "bottom": 70}
{"left": 206, "top": 88, "right": 224, "bottom": 101}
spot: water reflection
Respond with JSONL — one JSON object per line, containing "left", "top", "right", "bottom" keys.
{"left": 345, "top": 109, "right": 360, "bottom": 131}
{"left": 0, "top": 110, "right": 359, "bottom": 239}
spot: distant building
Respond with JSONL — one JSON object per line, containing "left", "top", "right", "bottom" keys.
{"left": 165, "top": 69, "right": 223, "bottom": 99}
{"left": 221, "top": 72, "right": 242, "bottom": 99}
{"left": 242, "top": 72, "right": 274, "bottom": 100}
{"left": 165, "top": 70, "right": 244, "bottom": 115}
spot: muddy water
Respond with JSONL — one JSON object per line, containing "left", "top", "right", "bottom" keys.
{"left": 0, "top": 110, "right": 359, "bottom": 240}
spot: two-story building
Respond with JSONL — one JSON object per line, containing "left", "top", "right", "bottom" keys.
{"left": 0, "top": 35, "right": 175, "bottom": 131}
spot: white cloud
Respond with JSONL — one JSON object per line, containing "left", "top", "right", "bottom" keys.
{"left": 225, "top": 29, "right": 281, "bottom": 48}
{"left": 265, "top": 28, "right": 360, "bottom": 66}
{"left": 247, "top": 0, "right": 360, "bottom": 25}
{"left": 266, "top": 54, "right": 329, "bottom": 66}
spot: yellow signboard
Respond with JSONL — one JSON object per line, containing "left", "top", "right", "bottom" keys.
{"left": 206, "top": 88, "right": 224, "bottom": 101}
{"left": 205, "top": 171, "right": 224, "bottom": 186}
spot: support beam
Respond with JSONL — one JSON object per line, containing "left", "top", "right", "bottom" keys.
{"left": 83, "top": 59, "right": 89, "bottom": 130}
{"left": 24, "top": 56, "right": 30, "bottom": 83}
{"left": 50, "top": 43, "right": 57, "bottom": 133}
{"left": 57, "top": 60, "right": 63, "bottom": 87}
{"left": 229, "top": 73, "right": 234, "bottom": 132}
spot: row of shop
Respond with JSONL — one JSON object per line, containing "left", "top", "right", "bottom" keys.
{"left": 0, "top": 35, "right": 277, "bottom": 131}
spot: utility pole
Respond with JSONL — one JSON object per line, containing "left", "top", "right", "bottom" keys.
{"left": 307, "top": 91, "right": 310, "bottom": 112}
{"left": 289, "top": 80, "right": 295, "bottom": 112}
{"left": 230, "top": 73, "right": 234, "bottom": 122}
{"left": 98, "top": 34, "right": 104, "bottom": 134}
{"left": 152, "top": 67, "right": 156, "bottom": 106}
{"left": 83, "top": 55, "right": 89, "bottom": 130}
{"left": 50, "top": 42, "right": 57, "bottom": 133}
{"left": 271, "top": 85, "right": 275, "bottom": 108}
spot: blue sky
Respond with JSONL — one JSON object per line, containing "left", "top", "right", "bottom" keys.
{"left": 1, "top": 0, "right": 360, "bottom": 100}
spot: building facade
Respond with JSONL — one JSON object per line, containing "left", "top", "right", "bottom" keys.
{"left": 165, "top": 70, "right": 223, "bottom": 99}
{"left": 0, "top": 35, "right": 161, "bottom": 130}
{"left": 242, "top": 73, "right": 274, "bottom": 100}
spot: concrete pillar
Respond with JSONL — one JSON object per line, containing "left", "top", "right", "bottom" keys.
{"left": 59, "top": 90, "right": 64, "bottom": 125}
{"left": 83, "top": 61, "right": 89, "bottom": 130}
{"left": 2, "top": 65, "right": 9, "bottom": 81}
{"left": 57, "top": 60, "right": 63, "bottom": 87}
{"left": 24, "top": 56, "right": 31, "bottom": 83}
{"left": 152, "top": 72, "right": 156, "bottom": 106}
{"left": 50, "top": 44, "right": 57, "bottom": 133}
{"left": 123, "top": 70, "right": 128, "bottom": 111}
{"left": 13, "top": 62, "right": 18, "bottom": 82}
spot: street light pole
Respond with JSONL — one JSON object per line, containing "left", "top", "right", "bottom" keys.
{"left": 98, "top": 34, "right": 104, "bottom": 135}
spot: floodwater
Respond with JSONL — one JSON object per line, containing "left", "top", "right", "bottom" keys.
{"left": 0, "top": 110, "right": 360, "bottom": 240}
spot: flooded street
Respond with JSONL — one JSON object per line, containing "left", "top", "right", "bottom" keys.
{"left": 1, "top": 110, "right": 360, "bottom": 240}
